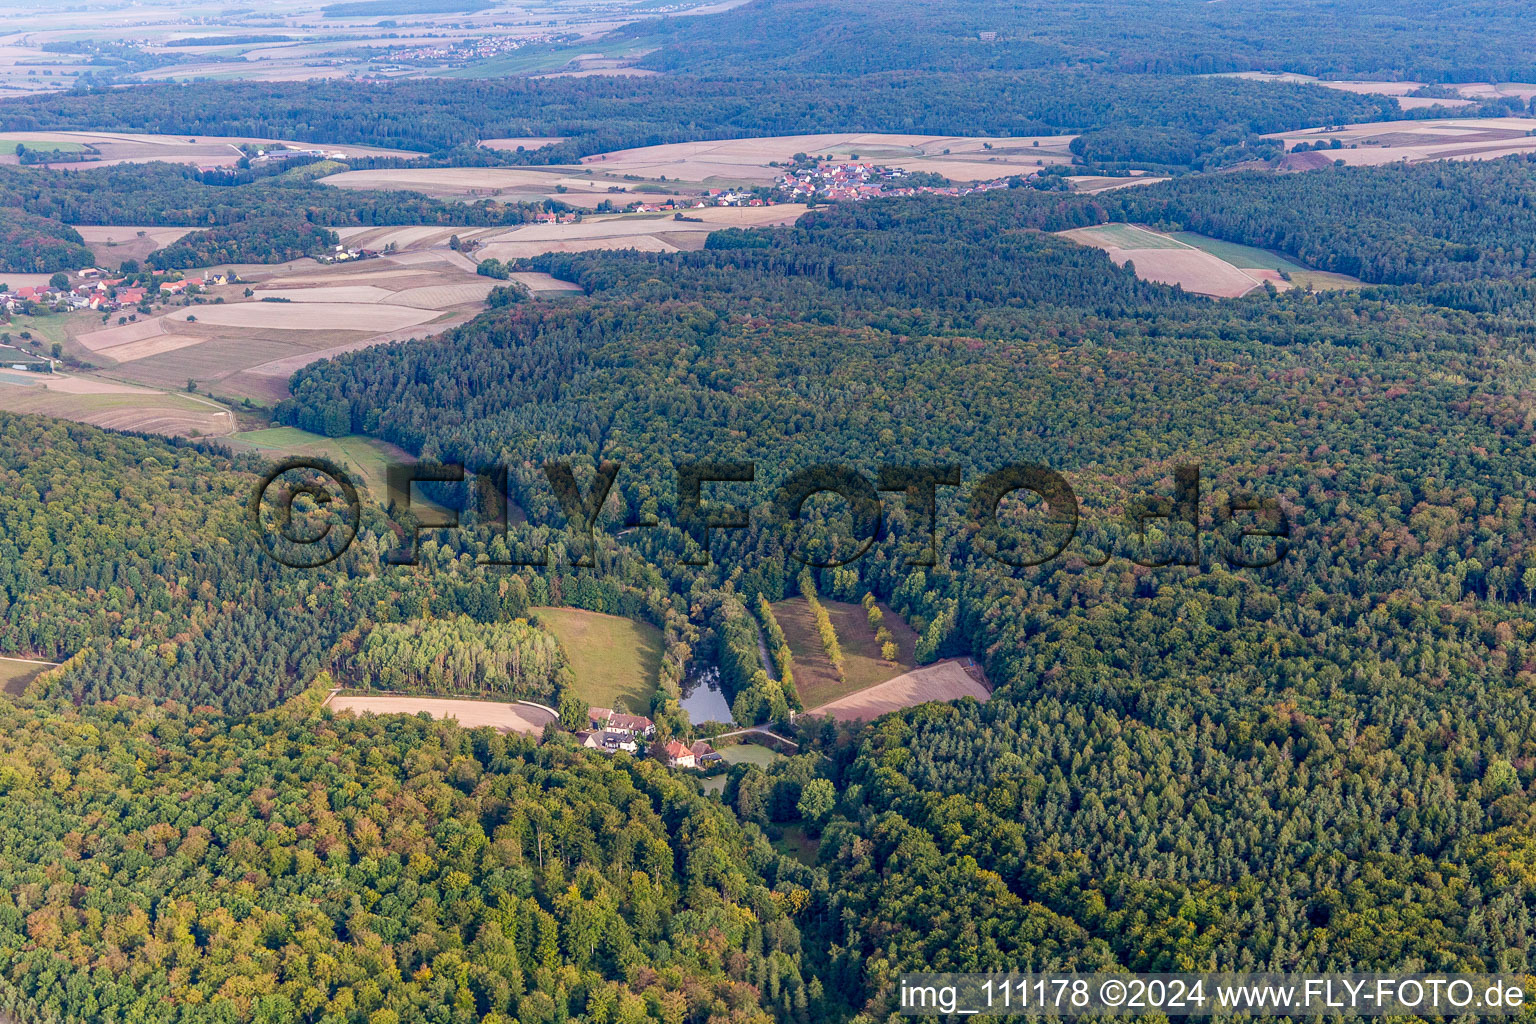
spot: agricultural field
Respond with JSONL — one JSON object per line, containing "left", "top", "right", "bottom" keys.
{"left": 807, "top": 659, "right": 990, "bottom": 722}
{"left": 0, "top": 130, "right": 416, "bottom": 168}
{"left": 62, "top": 253, "right": 491, "bottom": 404}
{"left": 0, "top": 0, "right": 705, "bottom": 92}
{"left": 532, "top": 607, "right": 663, "bottom": 715}
{"left": 1066, "top": 174, "right": 1169, "bottom": 194}
{"left": 1059, "top": 224, "right": 1360, "bottom": 297}
{"left": 0, "top": 656, "right": 57, "bottom": 696}
{"left": 472, "top": 204, "right": 806, "bottom": 261}
{"left": 1221, "top": 73, "right": 1536, "bottom": 111}
{"left": 321, "top": 164, "right": 702, "bottom": 210}
{"left": 771, "top": 597, "right": 917, "bottom": 710}
{"left": 72, "top": 226, "right": 195, "bottom": 269}
{"left": 1268, "top": 116, "right": 1536, "bottom": 168}
{"left": 325, "top": 694, "right": 558, "bottom": 737}
{"left": 224, "top": 426, "right": 412, "bottom": 498}
{"left": 579, "top": 132, "right": 1077, "bottom": 185}
{"left": 0, "top": 367, "right": 233, "bottom": 437}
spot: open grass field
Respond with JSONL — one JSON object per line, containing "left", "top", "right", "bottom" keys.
{"left": 770, "top": 824, "right": 819, "bottom": 866}
{"left": 326, "top": 694, "right": 557, "bottom": 737}
{"left": 532, "top": 607, "right": 663, "bottom": 715}
{"left": 1269, "top": 117, "right": 1536, "bottom": 168}
{"left": 808, "top": 659, "right": 990, "bottom": 722}
{"left": 1166, "top": 232, "right": 1309, "bottom": 272}
{"left": 718, "top": 742, "right": 783, "bottom": 768}
{"left": 1071, "top": 223, "right": 1188, "bottom": 249}
{"left": 225, "top": 427, "right": 411, "bottom": 498}
{"left": 771, "top": 597, "right": 917, "bottom": 710}
{"left": 0, "top": 656, "right": 56, "bottom": 696}
{"left": 0, "top": 136, "right": 86, "bottom": 155}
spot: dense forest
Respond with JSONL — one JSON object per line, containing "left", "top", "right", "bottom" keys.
{"left": 351, "top": 616, "right": 571, "bottom": 700}
{"left": 619, "top": 0, "right": 1536, "bottom": 82}
{"left": 145, "top": 217, "right": 339, "bottom": 270}
{"left": 4, "top": 5, "right": 1536, "bottom": 1017}
{"left": 0, "top": 692, "right": 819, "bottom": 1023}
{"left": 0, "top": 209, "right": 94, "bottom": 274}
{"left": 0, "top": 163, "right": 560, "bottom": 231}
{"left": 261, "top": 184, "right": 1536, "bottom": 1013}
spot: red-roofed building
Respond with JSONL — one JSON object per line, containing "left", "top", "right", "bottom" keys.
{"left": 663, "top": 740, "right": 695, "bottom": 769}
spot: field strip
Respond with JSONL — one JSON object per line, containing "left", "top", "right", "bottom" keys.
{"left": 805, "top": 659, "right": 990, "bottom": 722}
{"left": 326, "top": 693, "right": 557, "bottom": 736}
{"left": 242, "top": 314, "right": 475, "bottom": 378}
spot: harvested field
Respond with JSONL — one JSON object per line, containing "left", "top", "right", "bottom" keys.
{"left": 72, "top": 225, "right": 195, "bottom": 268}
{"left": 1067, "top": 175, "right": 1169, "bottom": 194}
{"left": 480, "top": 137, "right": 567, "bottom": 150}
{"left": 96, "top": 332, "right": 205, "bottom": 363}
{"left": 808, "top": 659, "right": 989, "bottom": 722}
{"left": 1266, "top": 116, "right": 1536, "bottom": 166}
{"left": 182, "top": 302, "right": 441, "bottom": 331}
{"left": 1061, "top": 224, "right": 1361, "bottom": 297}
{"left": 322, "top": 167, "right": 602, "bottom": 199}
{"left": 511, "top": 272, "right": 584, "bottom": 293}
{"left": 1062, "top": 226, "right": 1269, "bottom": 297}
{"left": 1109, "top": 249, "right": 1264, "bottom": 297}
{"left": 474, "top": 205, "right": 803, "bottom": 262}
{"left": 252, "top": 284, "right": 400, "bottom": 303}
{"left": 389, "top": 281, "right": 498, "bottom": 307}
{"left": 75, "top": 316, "right": 169, "bottom": 354}
{"left": 326, "top": 694, "right": 557, "bottom": 737}
{"left": 0, "top": 370, "right": 153, "bottom": 395}
{"left": 0, "top": 384, "right": 232, "bottom": 438}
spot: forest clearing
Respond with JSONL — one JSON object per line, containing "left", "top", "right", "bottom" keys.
{"left": 532, "top": 607, "right": 664, "bottom": 714}
{"left": 806, "top": 659, "right": 990, "bottom": 722}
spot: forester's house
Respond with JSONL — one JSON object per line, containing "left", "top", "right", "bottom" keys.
{"left": 587, "top": 707, "right": 655, "bottom": 737}
{"left": 663, "top": 740, "right": 696, "bottom": 769}
{"left": 577, "top": 729, "right": 639, "bottom": 754}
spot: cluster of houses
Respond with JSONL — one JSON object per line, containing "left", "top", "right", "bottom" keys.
{"left": 531, "top": 211, "right": 581, "bottom": 225}
{"left": 0, "top": 267, "right": 236, "bottom": 316}
{"left": 381, "top": 32, "right": 571, "bottom": 67}
{"left": 3, "top": 271, "right": 142, "bottom": 315}
{"left": 314, "top": 245, "right": 380, "bottom": 265}
{"left": 629, "top": 193, "right": 771, "bottom": 214}
{"left": 575, "top": 706, "right": 724, "bottom": 769}
{"left": 775, "top": 161, "right": 1019, "bottom": 203}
